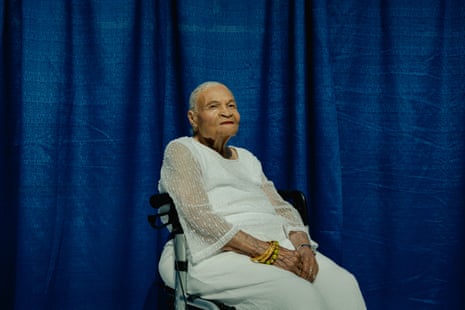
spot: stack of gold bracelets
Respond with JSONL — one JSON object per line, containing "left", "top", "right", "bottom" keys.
{"left": 250, "top": 240, "right": 280, "bottom": 265}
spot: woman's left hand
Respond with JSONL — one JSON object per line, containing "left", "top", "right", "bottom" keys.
{"left": 296, "top": 246, "right": 319, "bottom": 282}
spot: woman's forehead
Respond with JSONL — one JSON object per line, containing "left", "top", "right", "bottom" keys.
{"left": 199, "top": 85, "right": 235, "bottom": 103}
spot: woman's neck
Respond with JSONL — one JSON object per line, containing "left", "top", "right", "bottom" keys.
{"left": 194, "top": 135, "right": 232, "bottom": 159}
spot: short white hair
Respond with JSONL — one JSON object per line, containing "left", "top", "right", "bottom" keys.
{"left": 188, "top": 81, "right": 225, "bottom": 111}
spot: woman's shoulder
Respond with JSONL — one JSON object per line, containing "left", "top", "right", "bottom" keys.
{"left": 163, "top": 136, "right": 197, "bottom": 157}
{"left": 167, "top": 136, "right": 192, "bottom": 145}
{"left": 165, "top": 136, "right": 195, "bottom": 150}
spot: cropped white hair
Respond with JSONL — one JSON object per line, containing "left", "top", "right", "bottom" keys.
{"left": 188, "top": 81, "right": 225, "bottom": 111}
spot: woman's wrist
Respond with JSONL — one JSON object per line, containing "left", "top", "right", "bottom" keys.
{"left": 297, "top": 243, "right": 317, "bottom": 255}
{"left": 251, "top": 241, "right": 280, "bottom": 264}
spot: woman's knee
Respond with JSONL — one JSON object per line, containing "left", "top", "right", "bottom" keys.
{"left": 158, "top": 244, "right": 175, "bottom": 288}
{"left": 264, "top": 277, "right": 329, "bottom": 309}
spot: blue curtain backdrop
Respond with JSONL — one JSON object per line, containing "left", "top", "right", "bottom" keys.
{"left": 1, "top": 0, "right": 464, "bottom": 309}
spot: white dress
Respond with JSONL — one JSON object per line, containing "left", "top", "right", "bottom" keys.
{"left": 158, "top": 137, "right": 366, "bottom": 310}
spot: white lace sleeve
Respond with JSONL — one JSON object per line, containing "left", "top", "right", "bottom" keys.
{"left": 158, "top": 141, "right": 240, "bottom": 264}
{"left": 261, "top": 174, "right": 311, "bottom": 238}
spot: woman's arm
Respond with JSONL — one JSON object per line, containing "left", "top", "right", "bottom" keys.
{"left": 259, "top": 173, "right": 319, "bottom": 281}
{"left": 260, "top": 174, "right": 309, "bottom": 234}
{"left": 159, "top": 141, "right": 240, "bottom": 262}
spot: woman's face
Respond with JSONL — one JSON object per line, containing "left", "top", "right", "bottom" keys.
{"left": 189, "top": 84, "right": 240, "bottom": 141}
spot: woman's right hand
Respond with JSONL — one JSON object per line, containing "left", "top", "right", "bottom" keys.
{"left": 272, "top": 247, "right": 304, "bottom": 277}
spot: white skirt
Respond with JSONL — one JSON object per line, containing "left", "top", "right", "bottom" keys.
{"left": 159, "top": 226, "right": 366, "bottom": 310}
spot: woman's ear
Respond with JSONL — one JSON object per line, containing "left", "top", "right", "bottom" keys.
{"left": 187, "top": 111, "right": 199, "bottom": 136}
{"left": 188, "top": 110, "right": 198, "bottom": 133}
{"left": 188, "top": 110, "right": 195, "bottom": 126}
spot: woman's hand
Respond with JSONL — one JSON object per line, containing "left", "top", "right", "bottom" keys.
{"left": 272, "top": 246, "right": 302, "bottom": 275}
{"left": 273, "top": 246, "right": 318, "bottom": 282}
{"left": 287, "top": 231, "right": 319, "bottom": 282}
{"left": 296, "top": 246, "right": 318, "bottom": 282}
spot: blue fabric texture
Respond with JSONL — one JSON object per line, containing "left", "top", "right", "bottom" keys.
{"left": 1, "top": 1, "right": 464, "bottom": 309}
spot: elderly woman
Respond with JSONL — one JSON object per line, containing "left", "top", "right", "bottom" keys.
{"left": 158, "top": 81, "right": 366, "bottom": 309}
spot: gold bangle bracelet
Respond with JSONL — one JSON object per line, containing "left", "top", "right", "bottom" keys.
{"left": 251, "top": 241, "right": 279, "bottom": 263}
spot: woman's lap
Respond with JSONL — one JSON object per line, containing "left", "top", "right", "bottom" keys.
{"left": 159, "top": 242, "right": 366, "bottom": 310}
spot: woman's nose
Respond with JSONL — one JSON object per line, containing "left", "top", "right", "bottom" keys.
{"left": 220, "top": 105, "right": 233, "bottom": 116}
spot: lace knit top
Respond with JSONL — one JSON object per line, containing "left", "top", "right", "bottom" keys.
{"left": 158, "top": 137, "right": 309, "bottom": 264}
